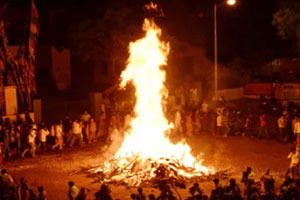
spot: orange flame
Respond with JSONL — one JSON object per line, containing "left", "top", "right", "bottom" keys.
{"left": 109, "top": 18, "right": 212, "bottom": 182}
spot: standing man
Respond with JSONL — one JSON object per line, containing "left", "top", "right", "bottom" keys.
{"left": 88, "top": 118, "right": 97, "bottom": 143}
{"left": 216, "top": 113, "right": 222, "bottom": 136}
{"left": 21, "top": 124, "right": 37, "bottom": 158}
{"left": 52, "top": 123, "right": 64, "bottom": 150}
{"left": 174, "top": 109, "right": 183, "bottom": 136}
{"left": 70, "top": 120, "right": 83, "bottom": 147}
{"left": 222, "top": 111, "right": 230, "bottom": 137}
{"left": 258, "top": 114, "right": 268, "bottom": 139}
{"left": 294, "top": 118, "right": 300, "bottom": 141}
{"left": 38, "top": 124, "right": 49, "bottom": 153}
{"left": 278, "top": 115, "right": 286, "bottom": 142}
{"left": 68, "top": 181, "right": 79, "bottom": 200}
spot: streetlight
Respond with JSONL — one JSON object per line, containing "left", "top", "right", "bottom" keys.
{"left": 214, "top": 0, "right": 236, "bottom": 100}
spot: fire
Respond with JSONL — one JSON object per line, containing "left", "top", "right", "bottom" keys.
{"left": 95, "top": 6, "right": 213, "bottom": 186}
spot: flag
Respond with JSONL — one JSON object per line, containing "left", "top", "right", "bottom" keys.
{"left": 0, "top": 21, "right": 8, "bottom": 112}
{"left": 26, "top": 0, "right": 39, "bottom": 97}
{"left": 28, "top": 0, "right": 39, "bottom": 61}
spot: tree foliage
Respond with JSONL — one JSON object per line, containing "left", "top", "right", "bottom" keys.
{"left": 273, "top": 0, "right": 300, "bottom": 51}
{"left": 68, "top": 7, "right": 143, "bottom": 63}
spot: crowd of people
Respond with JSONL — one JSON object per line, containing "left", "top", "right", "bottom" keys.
{"left": 2, "top": 86, "right": 300, "bottom": 160}
{"left": 0, "top": 110, "right": 101, "bottom": 160}
{"left": 1, "top": 166, "right": 300, "bottom": 199}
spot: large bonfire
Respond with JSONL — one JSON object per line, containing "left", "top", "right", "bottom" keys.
{"left": 89, "top": 4, "right": 214, "bottom": 186}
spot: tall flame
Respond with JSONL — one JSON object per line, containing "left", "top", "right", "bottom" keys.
{"left": 113, "top": 18, "right": 211, "bottom": 179}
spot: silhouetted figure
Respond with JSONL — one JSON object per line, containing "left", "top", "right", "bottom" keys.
{"left": 95, "top": 184, "right": 112, "bottom": 200}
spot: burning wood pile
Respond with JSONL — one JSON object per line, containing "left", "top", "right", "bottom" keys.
{"left": 77, "top": 157, "right": 227, "bottom": 187}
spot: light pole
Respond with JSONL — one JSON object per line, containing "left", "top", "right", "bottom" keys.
{"left": 214, "top": 0, "right": 236, "bottom": 100}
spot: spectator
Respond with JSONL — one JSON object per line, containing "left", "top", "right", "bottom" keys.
{"left": 15, "top": 125, "right": 22, "bottom": 154}
{"left": 222, "top": 111, "right": 230, "bottom": 137}
{"left": 18, "top": 177, "right": 29, "bottom": 200}
{"left": 21, "top": 124, "right": 37, "bottom": 158}
{"left": 136, "top": 188, "right": 146, "bottom": 200}
{"left": 70, "top": 120, "right": 83, "bottom": 147}
{"left": 0, "top": 176, "right": 10, "bottom": 199}
{"left": 244, "top": 114, "right": 254, "bottom": 137}
{"left": 9, "top": 186, "right": 18, "bottom": 200}
{"left": 81, "top": 111, "right": 91, "bottom": 142}
{"left": 37, "top": 186, "right": 47, "bottom": 200}
{"left": 88, "top": 118, "right": 97, "bottom": 143}
{"left": 1, "top": 169, "right": 14, "bottom": 186}
{"left": 258, "top": 114, "right": 269, "bottom": 139}
{"left": 3, "top": 126, "right": 11, "bottom": 158}
{"left": 80, "top": 111, "right": 91, "bottom": 124}
{"left": 29, "top": 189, "right": 37, "bottom": 200}
{"left": 174, "top": 109, "right": 183, "bottom": 136}
{"left": 95, "top": 184, "right": 112, "bottom": 200}
{"left": 242, "top": 167, "right": 256, "bottom": 186}
{"left": 97, "top": 112, "right": 107, "bottom": 138}
{"left": 287, "top": 147, "right": 299, "bottom": 178}
{"left": 38, "top": 124, "right": 49, "bottom": 153}
{"left": 278, "top": 115, "right": 286, "bottom": 142}
{"left": 294, "top": 118, "right": 300, "bottom": 141}
{"left": 216, "top": 113, "right": 222, "bottom": 136}
{"left": 68, "top": 181, "right": 79, "bottom": 200}
{"left": 52, "top": 123, "right": 64, "bottom": 151}
{"left": 63, "top": 116, "right": 72, "bottom": 144}
{"left": 49, "top": 124, "right": 56, "bottom": 148}
{"left": 76, "top": 187, "right": 89, "bottom": 200}
{"left": 185, "top": 112, "right": 193, "bottom": 137}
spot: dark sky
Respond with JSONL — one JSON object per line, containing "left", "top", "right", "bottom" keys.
{"left": 2, "top": 0, "right": 290, "bottom": 65}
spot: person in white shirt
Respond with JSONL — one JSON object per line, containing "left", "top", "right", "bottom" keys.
{"left": 70, "top": 120, "right": 83, "bottom": 147}
{"left": 288, "top": 147, "right": 300, "bottom": 178}
{"left": 216, "top": 114, "right": 222, "bottom": 136}
{"left": 39, "top": 125, "right": 49, "bottom": 153}
{"left": 52, "top": 123, "right": 64, "bottom": 150}
{"left": 174, "top": 110, "right": 183, "bottom": 136}
{"left": 294, "top": 118, "right": 300, "bottom": 140}
{"left": 277, "top": 115, "right": 286, "bottom": 142}
{"left": 21, "top": 124, "right": 37, "bottom": 158}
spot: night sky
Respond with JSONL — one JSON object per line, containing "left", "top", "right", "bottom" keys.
{"left": 1, "top": 0, "right": 291, "bottom": 66}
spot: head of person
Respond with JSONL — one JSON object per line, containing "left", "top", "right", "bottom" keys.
{"left": 1, "top": 169, "right": 7, "bottom": 175}
{"left": 68, "top": 181, "right": 74, "bottom": 187}
{"left": 138, "top": 188, "right": 143, "bottom": 194}
{"left": 32, "top": 124, "right": 37, "bottom": 130}
{"left": 246, "top": 167, "right": 252, "bottom": 173}
{"left": 38, "top": 186, "right": 43, "bottom": 193}
{"left": 213, "top": 178, "right": 219, "bottom": 186}
{"left": 229, "top": 179, "right": 236, "bottom": 186}
{"left": 291, "top": 147, "right": 296, "bottom": 152}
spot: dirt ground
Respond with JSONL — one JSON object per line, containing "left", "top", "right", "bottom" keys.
{"left": 0, "top": 135, "right": 291, "bottom": 200}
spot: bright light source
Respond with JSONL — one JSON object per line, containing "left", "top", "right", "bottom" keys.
{"left": 227, "top": 0, "right": 236, "bottom": 6}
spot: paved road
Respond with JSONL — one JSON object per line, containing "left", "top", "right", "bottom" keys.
{"left": 0, "top": 135, "right": 291, "bottom": 199}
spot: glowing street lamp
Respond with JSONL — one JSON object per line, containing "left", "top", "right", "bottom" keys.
{"left": 227, "top": 0, "right": 236, "bottom": 6}
{"left": 214, "top": 0, "right": 236, "bottom": 100}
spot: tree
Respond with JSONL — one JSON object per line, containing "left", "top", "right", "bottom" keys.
{"left": 68, "top": 7, "right": 142, "bottom": 63}
{"left": 273, "top": 0, "right": 300, "bottom": 52}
